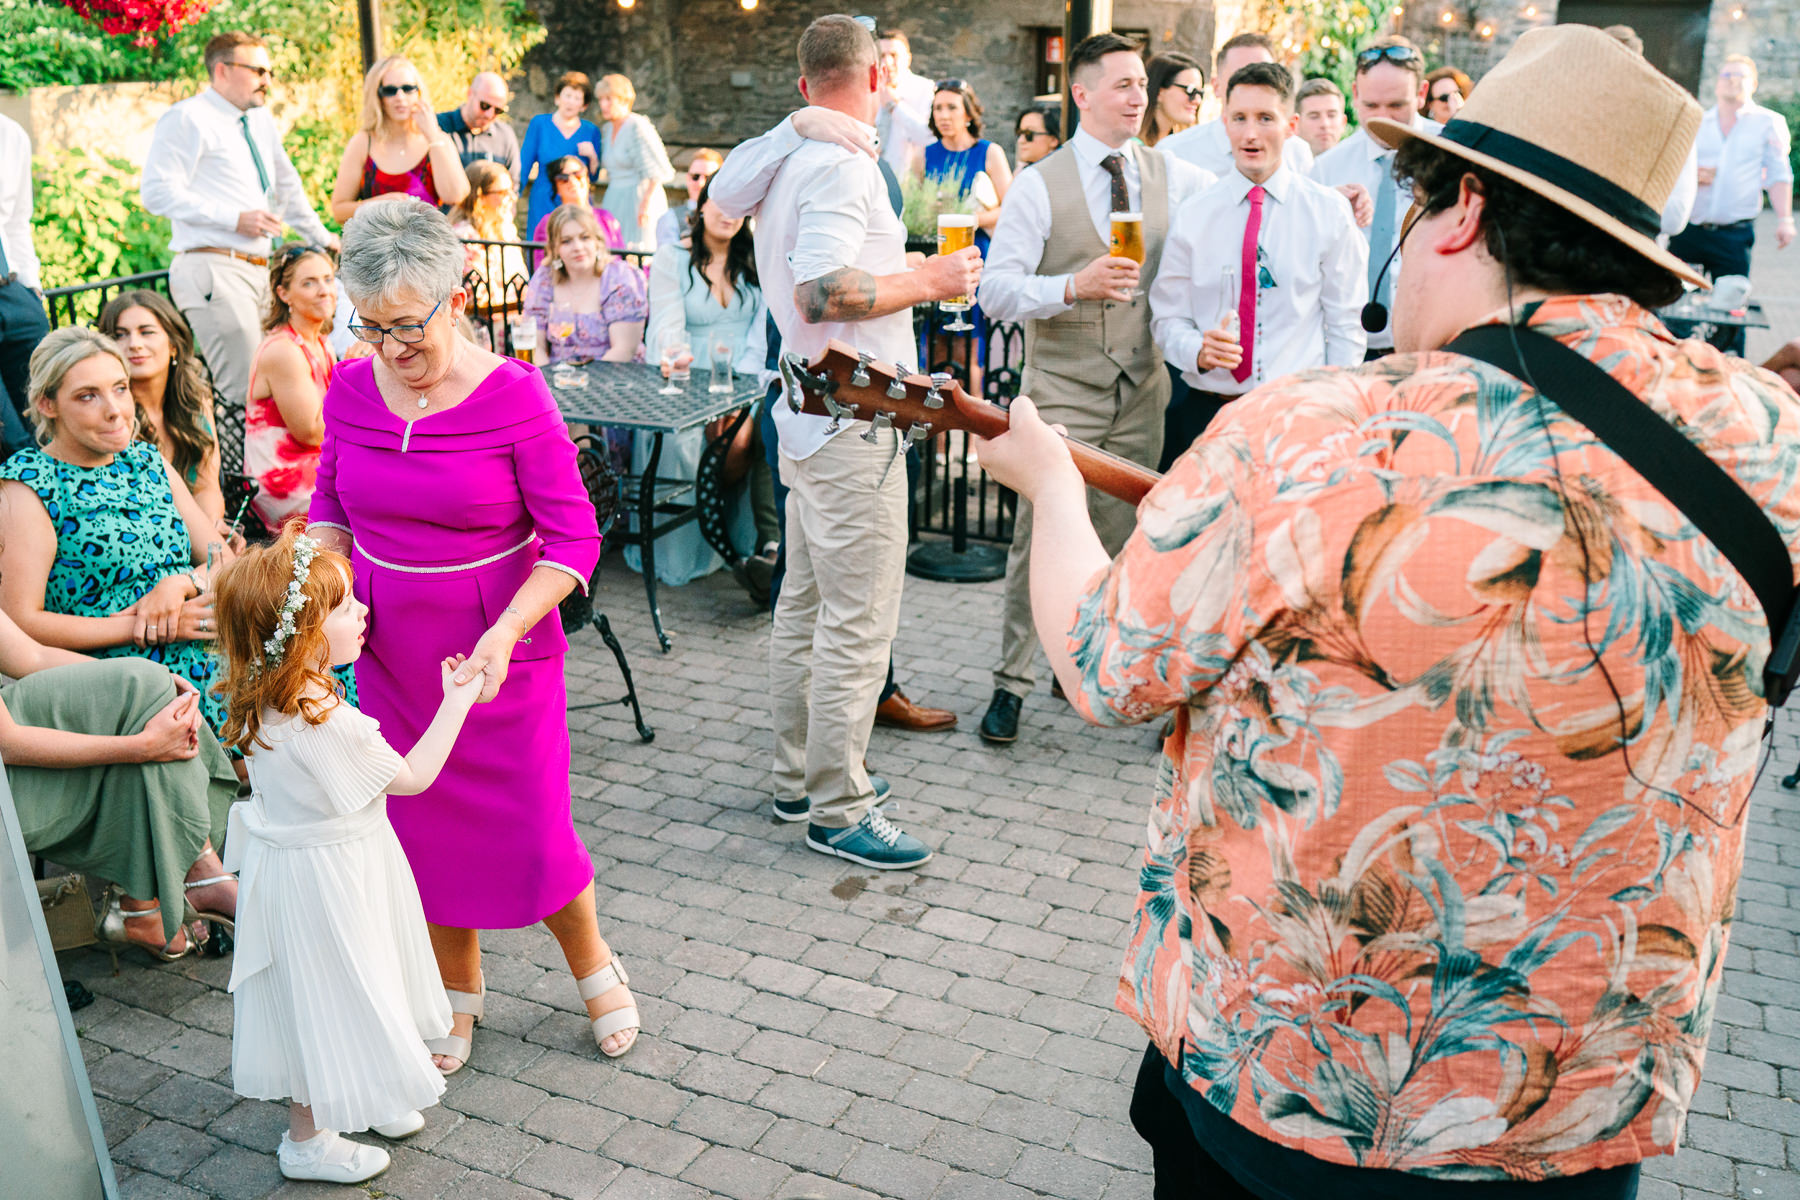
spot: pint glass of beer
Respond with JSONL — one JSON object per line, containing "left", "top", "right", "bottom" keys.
{"left": 1110, "top": 212, "right": 1145, "bottom": 298}
{"left": 937, "top": 213, "right": 977, "bottom": 332}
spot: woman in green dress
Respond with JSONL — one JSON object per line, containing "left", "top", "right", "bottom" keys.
{"left": 0, "top": 327, "right": 239, "bottom": 959}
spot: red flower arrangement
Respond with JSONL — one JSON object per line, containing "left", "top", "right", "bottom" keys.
{"left": 61, "top": 0, "right": 215, "bottom": 47}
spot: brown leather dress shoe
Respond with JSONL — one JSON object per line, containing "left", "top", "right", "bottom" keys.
{"left": 875, "top": 688, "right": 958, "bottom": 732}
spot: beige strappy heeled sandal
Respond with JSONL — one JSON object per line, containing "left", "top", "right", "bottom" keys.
{"left": 577, "top": 957, "right": 640, "bottom": 1059}
{"left": 96, "top": 886, "right": 191, "bottom": 964}
{"left": 426, "top": 982, "right": 485, "bottom": 1075}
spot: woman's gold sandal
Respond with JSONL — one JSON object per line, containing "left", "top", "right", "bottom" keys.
{"left": 97, "top": 886, "right": 192, "bottom": 964}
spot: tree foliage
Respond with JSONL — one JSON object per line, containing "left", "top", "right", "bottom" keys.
{"left": 1240, "top": 0, "right": 1405, "bottom": 103}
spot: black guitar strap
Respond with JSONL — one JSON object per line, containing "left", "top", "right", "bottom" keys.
{"left": 1444, "top": 323, "right": 1800, "bottom": 706}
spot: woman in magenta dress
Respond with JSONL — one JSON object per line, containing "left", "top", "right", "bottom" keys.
{"left": 305, "top": 199, "right": 639, "bottom": 1073}
{"left": 328, "top": 55, "right": 469, "bottom": 222}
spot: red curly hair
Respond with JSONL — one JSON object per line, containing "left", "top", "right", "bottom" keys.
{"left": 211, "top": 520, "right": 353, "bottom": 752}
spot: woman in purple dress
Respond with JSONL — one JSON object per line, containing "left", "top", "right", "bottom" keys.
{"left": 305, "top": 199, "right": 639, "bottom": 1072}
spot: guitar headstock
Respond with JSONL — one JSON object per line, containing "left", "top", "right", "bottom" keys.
{"left": 777, "top": 339, "right": 1003, "bottom": 450}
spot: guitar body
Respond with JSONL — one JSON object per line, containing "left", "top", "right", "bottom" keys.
{"left": 778, "top": 340, "right": 1163, "bottom": 506}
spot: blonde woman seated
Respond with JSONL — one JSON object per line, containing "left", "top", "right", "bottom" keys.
{"left": 523, "top": 205, "right": 647, "bottom": 473}
{"left": 329, "top": 55, "right": 469, "bottom": 221}
{"left": 635, "top": 182, "right": 771, "bottom": 585}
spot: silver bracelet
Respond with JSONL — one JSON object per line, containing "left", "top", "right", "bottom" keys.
{"left": 503, "top": 604, "right": 529, "bottom": 629}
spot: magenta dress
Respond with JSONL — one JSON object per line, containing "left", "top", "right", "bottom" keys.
{"left": 307, "top": 356, "right": 600, "bottom": 929}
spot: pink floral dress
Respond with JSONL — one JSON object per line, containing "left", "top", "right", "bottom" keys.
{"left": 245, "top": 325, "right": 332, "bottom": 530}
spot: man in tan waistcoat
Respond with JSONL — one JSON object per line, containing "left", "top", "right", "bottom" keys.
{"left": 976, "top": 31, "right": 1217, "bottom": 744}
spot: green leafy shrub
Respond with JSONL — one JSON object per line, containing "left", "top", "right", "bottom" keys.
{"left": 0, "top": 0, "right": 148, "bottom": 89}
{"left": 31, "top": 149, "right": 172, "bottom": 289}
{"left": 1764, "top": 97, "right": 1800, "bottom": 185}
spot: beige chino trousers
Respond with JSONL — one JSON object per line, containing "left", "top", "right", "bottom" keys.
{"left": 995, "top": 364, "right": 1168, "bottom": 699}
{"left": 168, "top": 252, "right": 269, "bottom": 413}
{"left": 769, "top": 427, "right": 909, "bottom": 828}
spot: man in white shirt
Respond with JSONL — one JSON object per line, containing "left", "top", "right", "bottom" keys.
{"left": 876, "top": 29, "right": 933, "bottom": 176}
{"left": 1161, "top": 33, "right": 1317, "bottom": 178}
{"left": 1151, "top": 62, "right": 1366, "bottom": 433}
{"left": 1295, "top": 77, "right": 1348, "bottom": 159}
{"left": 141, "top": 31, "right": 337, "bottom": 410}
{"left": 0, "top": 112, "right": 48, "bottom": 455}
{"left": 975, "top": 32, "right": 1215, "bottom": 745}
{"left": 1312, "top": 35, "right": 1443, "bottom": 357}
{"left": 708, "top": 14, "right": 980, "bottom": 870}
{"left": 1667, "top": 54, "right": 1795, "bottom": 355}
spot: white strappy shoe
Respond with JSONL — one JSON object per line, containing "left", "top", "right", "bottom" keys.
{"left": 426, "top": 981, "right": 485, "bottom": 1075}
{"left": 577, "top": 957, "right": 640, "bottom": 1059}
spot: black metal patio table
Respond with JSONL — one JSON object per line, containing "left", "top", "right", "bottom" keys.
{"left": 1656, "top": 294, "right": 1770, "bottom": 336}
{"left": 544, "top": 360, "right": 761, "bottom": 652}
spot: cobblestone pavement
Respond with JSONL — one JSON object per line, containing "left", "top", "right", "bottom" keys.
{"left": 74, "top": 220, "right": 1800, "bottom": 1200}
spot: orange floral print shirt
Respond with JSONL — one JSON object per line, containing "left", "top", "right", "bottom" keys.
{"left": 1071, "top": 294, "right": 1800, "bottom": 1179}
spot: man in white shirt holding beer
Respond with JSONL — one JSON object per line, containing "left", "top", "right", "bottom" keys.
{"left": 706, "top": 14, "right": 980, "bottom": 870}
{"left": 974, "top": 32, "right": 1215, "bottom": 745}
{"left": 1150, "top": 61, "right": 1367, "bottom": 430}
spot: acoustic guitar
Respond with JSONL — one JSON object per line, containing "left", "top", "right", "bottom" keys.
{"left": 777, "top": 340, "right": 1164, "bottom": 506}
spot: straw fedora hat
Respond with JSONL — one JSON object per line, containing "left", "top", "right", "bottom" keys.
{"left": 1368, "top": 24, "right": 1707, "bottom": 287}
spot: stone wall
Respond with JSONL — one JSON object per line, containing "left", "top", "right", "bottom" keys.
{"left": 0, "top": 79, "right": 332, "bottom": 165}
{"left": 525, "top": 0, "right": 1217, "bottom": 151}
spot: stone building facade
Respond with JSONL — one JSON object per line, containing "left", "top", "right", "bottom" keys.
{"left": 525, "top": 0, "right": 1220, "bottom": 151}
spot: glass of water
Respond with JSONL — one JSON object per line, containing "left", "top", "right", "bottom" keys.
{"left": 709, "top": 337, "right": 736, "bottom": 394}
{"left": 658, "top": 330, "right": 692, "bottom": 395}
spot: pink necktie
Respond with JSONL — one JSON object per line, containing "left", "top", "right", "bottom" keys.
{"left": 1233, "top": 185, "right": 1265, "bottom": 385}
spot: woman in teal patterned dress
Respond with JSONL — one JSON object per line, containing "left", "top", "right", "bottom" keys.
{"left": 0, "top": 329, "right": 350, "bottom": 747}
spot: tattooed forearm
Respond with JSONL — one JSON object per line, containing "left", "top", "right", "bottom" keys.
{"left": 795, "top": 268, "right": 878, "bottom": 324}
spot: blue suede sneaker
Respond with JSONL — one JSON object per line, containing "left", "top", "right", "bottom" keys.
{"left": 774, "top": 774, "right": 889, "bottom": 823}
{"left": 806, "top": 807, "right": 931, "bottom": 870}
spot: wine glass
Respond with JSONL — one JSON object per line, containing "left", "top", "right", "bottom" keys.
{"left": 658, "top": 330, "right": 692, "bottom": 395}
{"left": 548, "top": 303, "right": 578, "bottom": 354}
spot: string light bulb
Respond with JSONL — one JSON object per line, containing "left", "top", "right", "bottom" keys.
{"left": 1731, "top": 5, "right": 1744, "bottom": 16}
{"left": 1321, "top": 34, "right": 1333, "bottom": 47}
{"left": 1524, "top": 4, "right": 1537, "bottom": 14}
{"left": 740, "top": 0, "right": 757, "bottom": 8}
{"left": 1478, "top": 22, "right": 1494, "bottom": 37}
{"left": 617, "top": 0, "right": 634, "bottom": 8}
{"left": 1440, "top": 9, "right": 1454, "bottom": 23}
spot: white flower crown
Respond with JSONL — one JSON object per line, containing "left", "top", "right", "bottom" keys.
{"left": 262, "top": 535, "right": 319, "bottom": 668}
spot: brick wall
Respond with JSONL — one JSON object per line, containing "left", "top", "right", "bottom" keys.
{"left": 522, "top": 0, "right": 1217, "bottom": 152}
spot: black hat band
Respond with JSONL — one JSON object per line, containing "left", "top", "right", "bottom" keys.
{"left": 1437, "top": 120, "right": 1661, "bottom": 239}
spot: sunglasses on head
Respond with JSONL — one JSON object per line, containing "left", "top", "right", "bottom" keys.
{"left": 1356, "top": 45, "right": 1424, "bottom": 71}
{"left": 477, "top": 99, "right": 507, "bottom": 115}
{"left": 936, "top": 79, "right": 968, "bottom": 92}
{"left": 378, "top": 83, "right": 420, "bottom": 97}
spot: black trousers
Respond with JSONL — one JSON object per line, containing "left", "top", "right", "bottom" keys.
{"left": 1130, "top": 1045, "right": 1641, "bottom": 1200}
{"left": 0, "top": 279, "right": 49, "bottom": 456}
{"left": 1666, "top": 219, "right": 1756, "bottom": 356}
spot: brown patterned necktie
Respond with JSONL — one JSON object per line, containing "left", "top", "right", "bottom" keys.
{"left": 1100, "top": 152, "right": 1129, "bottom": 213}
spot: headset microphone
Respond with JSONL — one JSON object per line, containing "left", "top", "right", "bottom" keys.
{"left": 1360, "top": 235, "right": 1408, "bottom": 334}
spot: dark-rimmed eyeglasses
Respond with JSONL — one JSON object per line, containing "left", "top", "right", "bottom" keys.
{"left": 1356, "top": 45, "right": 1424, "bottom": 71}
{"left": 348, "top": 299, "right": 444, "bottom": 346}
{"left": 222, "top": 60, "right": 274, "bottom": 81}
{"left": 378, "top": 83, "right": 421, "bottom": 98}
{"left": 476, "top": 99, "right": 507, "bottom": 116}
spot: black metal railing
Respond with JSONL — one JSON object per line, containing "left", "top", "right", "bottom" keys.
{"left": 43, "top": 270, "right": 173, "bottom": 330}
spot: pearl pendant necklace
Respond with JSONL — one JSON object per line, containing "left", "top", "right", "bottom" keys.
{"left": 416, "top": 393, "right": 429, "bottom": 410}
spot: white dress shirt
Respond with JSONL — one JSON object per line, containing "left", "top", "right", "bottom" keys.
{"left": 141, "top": 88, "right": 332, "bottom": 254}
{"left": 1150, "top": 165, "right": 1367, "bottom": 395}
{"left": 1688, "top": 102, "right": 1794, "bottom": 226}
{"left": 0, "top": 114, "right": 42, "bottom": 289}
{"left": 1661, "top": 142, "right": 1698, "bottom": 245}
{"left": 1311, "top": 116, "right": 1441, "bottom": 348}
{"left": 1159, "top": 118, "right": 1315, "bottom": 179}
{"left": 877, "top": 100, "right": 932, "bottom": 176}
{"left": 713, "top": 120, "right": 914, "bottom": 461}
{"left": 979, "top": 127, "right": 1216, "bottom": 322}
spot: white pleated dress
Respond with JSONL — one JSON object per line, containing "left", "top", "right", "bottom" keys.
{"left": 225, "top": 702, "right": 452, "bottom": 1133}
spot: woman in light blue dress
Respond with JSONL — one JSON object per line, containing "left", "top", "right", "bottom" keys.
{"left": 632, "top": 185, "right": 769, "bottom": 586}
{"left": 596, "top": 74, "right": 674, "bottom": 251}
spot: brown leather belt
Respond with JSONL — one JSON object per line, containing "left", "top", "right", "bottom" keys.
{"left": 185, "top": 246, "right": 269, "bottom": 267}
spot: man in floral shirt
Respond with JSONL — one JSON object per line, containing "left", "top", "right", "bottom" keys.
{"left": 979, "top": 26, "right": 1800, "bottom": 1199}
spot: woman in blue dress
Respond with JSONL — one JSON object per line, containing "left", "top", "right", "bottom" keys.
{"left": 520, "top": 71, "right": 603, "bottom": 242}
{"left": 636, "top": 181, "right": 772, "bottom": 585}
{"left": 921, "top": 80, "right": 1012, "bottom": 383}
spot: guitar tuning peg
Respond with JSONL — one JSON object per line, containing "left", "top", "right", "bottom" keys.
{"left": 851, "top": 352, "right": 873, "bottom": 388}
{"left": 860, "top": 411, "right": 895, "bottom": 444}
{"left": 887, "top": 365, "right": 908, "bottom": 400}
{"left": 903, "top": 421, "right": 932, "bottom": 449}
{"left": 925, "top": 372, "right": 952, "bottom": 410}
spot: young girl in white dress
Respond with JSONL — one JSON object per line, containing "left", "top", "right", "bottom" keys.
{"left": 213, "top": 526, "right": 486, "bottom": 1184}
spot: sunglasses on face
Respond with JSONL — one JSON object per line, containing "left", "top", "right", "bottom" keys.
{"left": 1018, "top": 129, "right": 1054, "bottom": 141}
{"left": 348, "top": 299, "right": 444, "bottom": 345}
{"left": 224, "top": 61, "right": 274, "bottom": 81}
{"left": 477, "top": 99, "right": 507, "bottom": 115}
{"left": 1357, "top": 45, "right": 1424, "bottom": 70}
{"left": 378, "top": 83, "right": 420, "bottom": 98}
{"left": 1170, "top": 84, "right": 1203, "bottom": 101}
{"left": 553, "top": 172, "right": 582, "bottom": 183}
{"left": 687, "top": 171, "right": 711, "bottom": 181}
{"left": 1429, "top": 88, "right": 1459, "bottom": 103}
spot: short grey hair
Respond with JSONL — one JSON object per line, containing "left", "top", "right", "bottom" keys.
{"left": 337, "top": 198, "right": 466, "bottom": 310}
{"left": 26, "top": 326, "right": 130, "bottom": 445}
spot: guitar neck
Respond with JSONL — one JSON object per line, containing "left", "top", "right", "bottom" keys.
{"left": 952, "top": 388, "right": 1161, "bottom": 506}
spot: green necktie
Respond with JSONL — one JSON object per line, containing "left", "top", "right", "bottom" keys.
{"left": 240, "top": 113, "right": 271, "bottom": 192}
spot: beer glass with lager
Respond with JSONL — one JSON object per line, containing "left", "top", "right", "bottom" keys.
{"left": 1110, "top": 212, "right": 1145, "bottom": 298}
{"left": 937, "top": 213, "right": 977, "bottom": 332}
